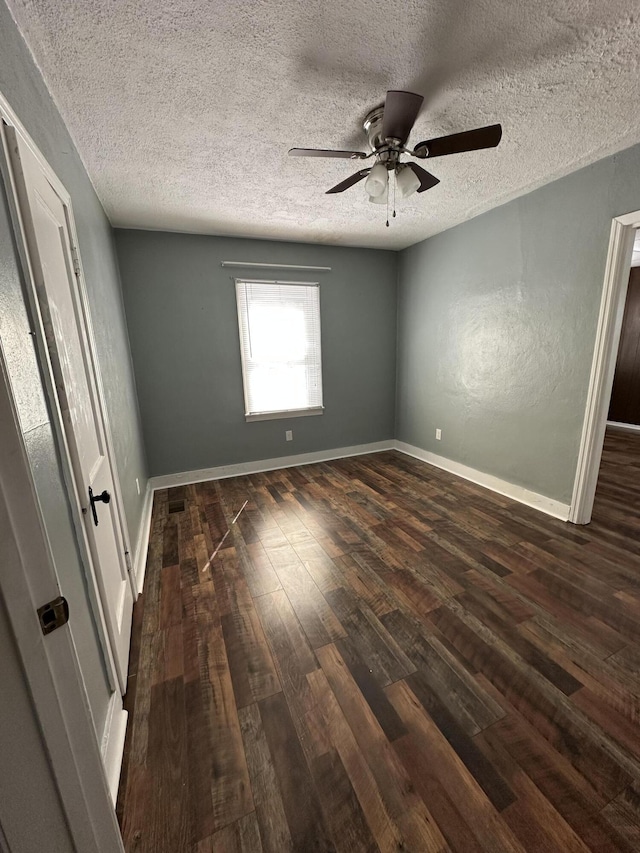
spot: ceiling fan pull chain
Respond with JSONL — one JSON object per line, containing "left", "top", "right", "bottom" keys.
{"left": 386, "top": 178, "right": 390, "bottom": 227}
{"left": 393, "top": 170, "right": 397, "bottom": 218}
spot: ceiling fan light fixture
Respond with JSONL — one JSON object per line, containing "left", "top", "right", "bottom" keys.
{"left": 364, "top": 162, "right": 388, "bottom": 197}
{"left": 369, "top": 183, "right": 389, "bottom": 204}
{"left": 396, "top": 165, "right": 421, "bottom": 198}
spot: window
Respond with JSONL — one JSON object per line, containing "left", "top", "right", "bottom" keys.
{"left": 235, "top": 279, "right": 323, "bottom": 421}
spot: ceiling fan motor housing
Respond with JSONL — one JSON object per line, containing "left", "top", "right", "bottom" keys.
{"left": 363, "top": 106, "right": 384, "bottom": 150}
{"left": 364, "top": 105, "right": 402, "bottom": 169}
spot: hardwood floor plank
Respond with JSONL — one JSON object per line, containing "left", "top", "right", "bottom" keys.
{"left": 306, "top": 667, "right": 412, "bottom": 853}
{"left": 310, "top": 749, "right": 379, "bottom": 853}
{"left": 181, "top": 580, "right": 200, "bottom": 684}
{"left": 428, "top": 603, "right": 634, "bottom": 801}
{"left": 457, "top": 586, "right": 584, "bottom": 696}
{"left": 145, "top": 677, "right": 191, "bottom": 853}
{"left": 162, "top": 517, "right": 179, "bottom": 567}
{"left": 151, "top": 623, "right": 184, "bottom": 685}
{"left": 184, "top": 678, "right": 216, "bottom": 844}
{"left": 572, "top": 687, "right": 640, "bottom": 762}
{"left": 193, "top": 581, "right": 254, "bottom": 830}
{"left": 237, "top": 704, "right": 293, "bottom": 853}
{"left": 244, "top": 541, "right": 282, "bottom": 597}
{"left": 405, "top": 668, "right": 516, "bottom": 811}
{"left": 507, "top": 570, "right": 629, "bottom": 658}
{"left": 602, "top": 786, "right": 640, "bottom": 850}
{"left": 120, "top": 763, "right": 151, "bottom": 852}
{"left": 317, "top": 643, "right": 450, "bottom": 852}
{"left": 334, "top": 635, "right": 408, "bottom": 742}
{"left": 258, "top": 692, "right": 335, "bottom": 852}
{"left": 195, "top": 812, "right": 262, "bottom": 852}
{"left": 352, "top": 549, "right": 444, "bottom": 621}
{"left": 393, "top": 730, "right": 486, "bottom": 853}
{"left": 479, "top": 706, "right": 636, "bottom": 851}
{"left": 325, "top": 587, "right": 415, "bottom": 687}
{"left": 126, "top": 630, "right": 153, "bottom": 768}
{"left": 336, "top": 553, "right": 397, "bottom": 616}
{"left": 380, "top": 607, "right": 505, "bottom": 735}
{"left": 140, "top": 518, "right": 164, "bottom": 638}
{"left": 291, "top": 536, "right": 346, "bottom": 595}
{"left": 387, "top": 679, "right": 525, "bottom": 853}
{"left": 265, "top": 540, "right": 346, "bottom": 648}
{"left": 253, "top": 589, "right": 322, "bottom": 766}
{"left": 212, "top": 550, "right": 281, "bottom": 708}
{"left": 473, "top": 725, "right": 593, "bottom": 853}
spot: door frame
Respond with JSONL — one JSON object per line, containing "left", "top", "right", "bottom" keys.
{"left": 569, "top": 210, "right": 640, "bottom": 524}
{"left": 0, "top": 90, "right": 136, "bottom": 694}
{"left": 0, "top": 328, "right": 124, "bottom": 851}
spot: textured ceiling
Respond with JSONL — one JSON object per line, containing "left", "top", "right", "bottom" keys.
{"left": 7, "top": 0, "right": 640, "bottom": 250}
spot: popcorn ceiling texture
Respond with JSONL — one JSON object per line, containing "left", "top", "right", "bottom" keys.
{"left": 7, "top": 0, "right": 640, "bottom": 250}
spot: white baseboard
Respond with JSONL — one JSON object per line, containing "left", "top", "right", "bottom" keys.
{"left": 149, "top": 440, "right": 395, "bottom": 490}
{"left": 132, "top": 484, "right": 154, "bottom": 596}
{"left": 101, "top": 692, "right": 128, "bottom": 805}
{"left": 147, "top": 437, "right": 569, "bottom": 522}
{"left": 607, "top": 420, "right": 640, "bottom": 433}
{"left": 393, "top": 440, "right": 571, "bottom": 522}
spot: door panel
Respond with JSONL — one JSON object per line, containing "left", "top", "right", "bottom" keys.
{"left": 33, "top": 192, "right": 103, "bottom": 472}
{"left": 11, "top": 134, "right": 133, "bottom": 691}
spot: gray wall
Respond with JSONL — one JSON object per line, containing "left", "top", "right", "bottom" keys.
{"left": 116, "top": 230, "right": 398, "bottom": 476}
{"left": 397, "top": 142, "right": 640, "bottom": 504}
{"left": 0, "top": 0, "right": 147, "bottom": 732}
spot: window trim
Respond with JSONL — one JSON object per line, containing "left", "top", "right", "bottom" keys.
{"left": 235, "top": 278, "right": 324, "bottom": 422}
{"left": 245, "top": 406, "right": 324, "bottom": 423}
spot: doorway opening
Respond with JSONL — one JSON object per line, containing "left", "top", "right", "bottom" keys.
{"left": 571, "top": 213, "right": 640, "bottom": 525}
{"left": 591, "top": 249, "right": 640, "bottom": 531}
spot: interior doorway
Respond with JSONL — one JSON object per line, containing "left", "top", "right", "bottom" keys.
{"left": 591, "top": 252, "right": 640, "bottom": 531}
{"left": 570, "top": 213, "right": 640, "bottom": 525}
{"left": 608, "top": 261, "right": 640, "bottom": 430}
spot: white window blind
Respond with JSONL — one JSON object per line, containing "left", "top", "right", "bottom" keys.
{"left": 235, "top": 279, "right": 323, "bottom": 421}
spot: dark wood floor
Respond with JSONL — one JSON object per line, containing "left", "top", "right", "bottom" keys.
{"left": 592, "top": 427, "right": 640, "bottom": 539}
{"left": 117, "top": 438, "right": 640, "bottom": 852}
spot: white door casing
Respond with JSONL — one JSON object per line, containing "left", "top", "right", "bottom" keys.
{"left": 6, "top": 128, "right": 133, "bottom": 692}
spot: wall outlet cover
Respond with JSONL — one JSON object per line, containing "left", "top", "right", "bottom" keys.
{"left": 435, "top": 428, "right": 442, "bottom": 440}
{"left": 285, "top": 430, "right": 293, "bottom": 441}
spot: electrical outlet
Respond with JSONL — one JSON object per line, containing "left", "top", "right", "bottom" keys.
{"left": 435, "top": 428, "right": 442, "bottom": 440}
{"left": 285, "top": 430, "right": 293, "bottom": 441}
{"left": 135, "top": 477, "right": 141, "bottom": 495}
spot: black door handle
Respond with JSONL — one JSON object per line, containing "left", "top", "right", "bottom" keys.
{"left": 88, "top": 486, "right": 111, "bottom": 526}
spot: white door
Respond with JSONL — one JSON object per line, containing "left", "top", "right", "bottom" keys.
{"left": 9, "top": 131, "right": 133, "bottom": 691}
{"left": 0, "top": 307, "right": 124, "bottom": 851}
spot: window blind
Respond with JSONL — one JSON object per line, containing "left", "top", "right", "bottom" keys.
{"left": 235, "top": 279, "right": 323, "bottom": 419}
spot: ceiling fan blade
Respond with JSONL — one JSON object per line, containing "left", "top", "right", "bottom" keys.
{"left": 325, "top": 169, "right": 371, "bottom": 194}
{"left": 289, "top": 147, "right": 367, "bottom": 159}
{"left": 381, "top": 90, "right": 424, "bottom": 145}
{"left": 406, "top": 162, "right": 440, "bottom": 193}
{"left": 414, "top": 124, "right": 502, "bottom": 158}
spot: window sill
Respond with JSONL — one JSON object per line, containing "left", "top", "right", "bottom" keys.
{"left": 245, "top": 407, "right": 324, "bottom": 423}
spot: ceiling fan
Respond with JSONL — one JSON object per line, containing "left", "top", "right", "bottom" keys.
{"left": 289, "top": 90, "right": 502, "bottom": 208}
